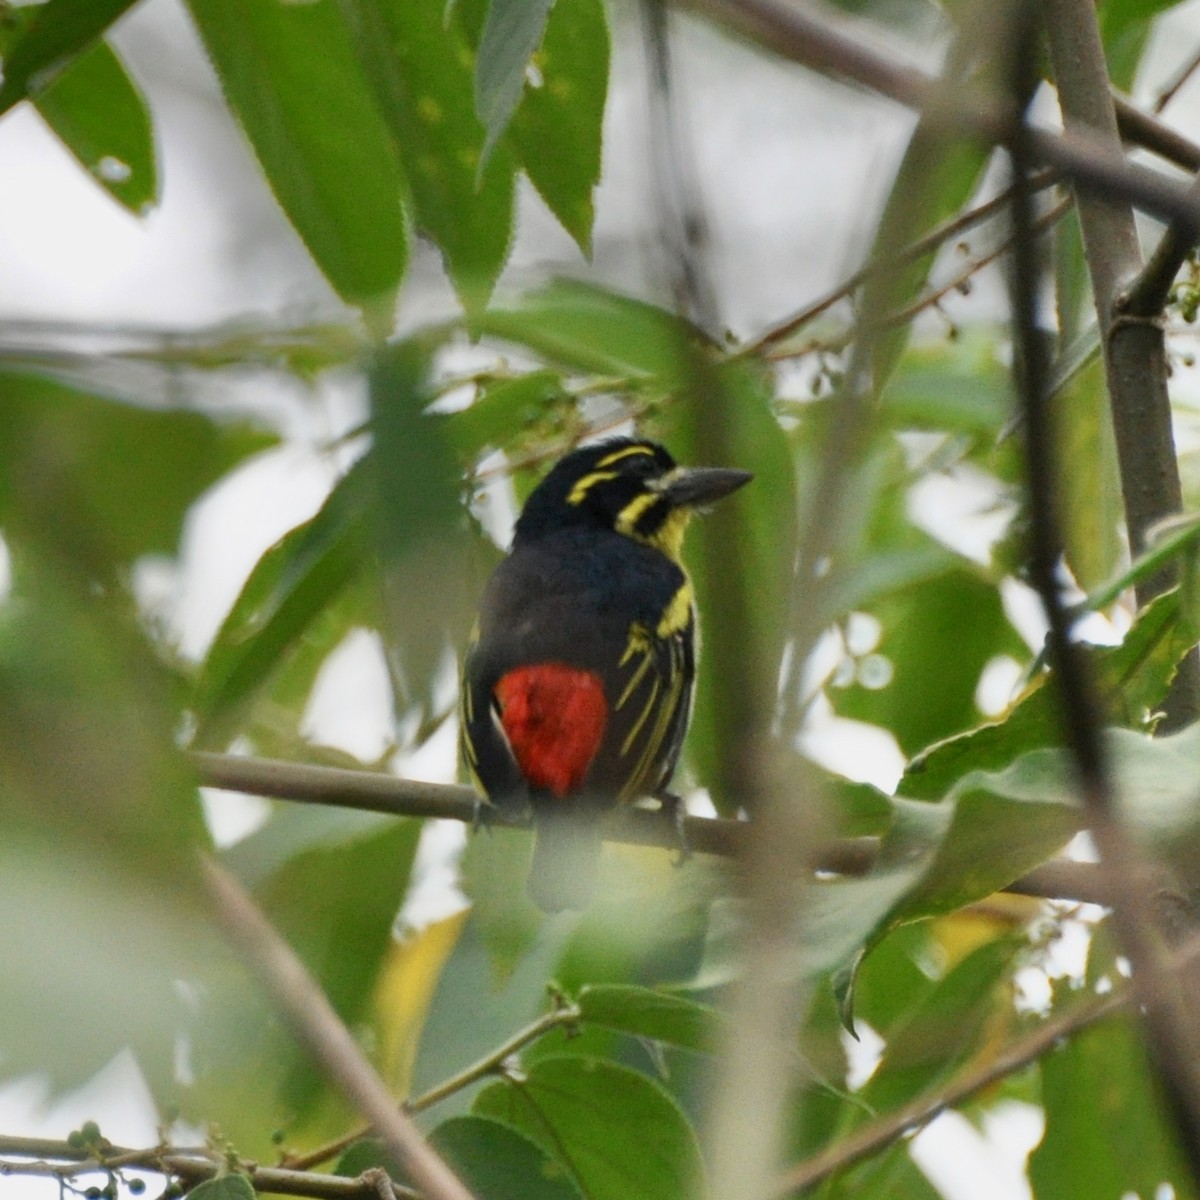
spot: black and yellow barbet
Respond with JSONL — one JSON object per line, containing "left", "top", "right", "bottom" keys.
{"left": 460, "top": 438, "right": 751, "bottom": 911}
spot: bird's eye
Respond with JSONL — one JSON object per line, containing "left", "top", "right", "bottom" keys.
{"left": 624, "top": 455, "right": 661, "bottom": 479}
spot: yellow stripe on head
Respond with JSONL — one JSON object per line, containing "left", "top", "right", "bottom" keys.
{"left": 615, "top": 491, "right": 661, "bottom": 536}
{"left": 568, "top": 469, "right": 618, "bottom": 505}
{"left": 597, "top": 445, "right": 656, "bottom": 468}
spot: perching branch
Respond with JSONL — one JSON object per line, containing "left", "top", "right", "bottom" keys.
{"left": 199, "top": 856, "right": 476, "bottom": 1200}
{"left": 191, "top": 750, "right": 1108, "bottom": 905}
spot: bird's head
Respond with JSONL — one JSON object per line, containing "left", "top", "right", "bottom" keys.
{"left": 513, "top": 438, "right": 753, "bottom": 563}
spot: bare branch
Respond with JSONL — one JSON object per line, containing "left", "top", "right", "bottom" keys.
{"left": 1019, "top": 0, "right": 1200, "bottom": 1174}
{"left": 677, "top": 0, "right": 1200, "bottom": 232}
{"left": 199, "top": 856, "right": 476, "bottom": 1200}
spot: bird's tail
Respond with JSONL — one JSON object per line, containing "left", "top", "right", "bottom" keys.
{"left": 528, "top": 809, "right": 604, "bottom": 912}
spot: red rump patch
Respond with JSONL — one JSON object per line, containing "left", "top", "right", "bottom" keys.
{"left": 494, "top": 664, "right": 608, "bottom": 797}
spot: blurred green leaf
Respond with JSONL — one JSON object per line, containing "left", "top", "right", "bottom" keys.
{"left": 1053, "top": 356, "right": 1124, "bottom": 591}
{"left": 1030, "top": 1006, "right": 1192, "bottom": 1200}
{"left": 882, "top": 335, "right": 1013, "bottom": 436}
{"left": 661, "top": 358, "right": 797, "bottom": 814}
{"left": 187, "top": 1179, "right": 256, "bottom": 1200}
{"left": 475, "top": 0, "right": 555, "bottom": 167}
{"left": 474, "top": 1056, "right": 705, "bottom": 1200}
{"left": 834, "top": 563, "right": 1026, "bottom": 758}
{"left": 1098, "top": 0, "right": 1186, "bottom": 91}
{"left": 339, "top": 0, "right": 515, "bottom": 312}
{"left": 409, "top": 916, "right": 574, "bottom": 1116}
{"left": 476, "top": 281, "right": 695, "bottom": 377}
{"left": 186, "top": 0, "right": 409, "bottom": 314}
{"left": 859, "top": 936, "right": 1021, "bottom": 1110}
{"left": 510, "top": 0, "right": 609, "bottom": 254}
{"left": 459, "top": 824, "right": 545, "bottom": 982}
{"left": 0, "top": 371, "right": 276, "bottom": 569}
{"left": 449, "top": 369, "right": 568, "bottom": 460}
{"left": 904, "top": 588, "right": 1192, "bottom": 799}
{"left": 577, "top": 984, "right": 723, "bottom": 1053}
{"left": 0, "top": 0, "right": 138, "bottom": 114}
{"left": 862, "top": 45, "right": 990, "bottom": 392}
{"left": 34, "top": 38, "right": 156, "bottom": 214}
{"left": 370, "top": 341, "right": 484, "bottom": 718}
{"left": 186, "top": 819, "right": 420, "bottom": 1154}
{"left": 343, "top": 1118, "right": 583, "bottom": 1200}
{"left": 192, "top": 455, "right": 372, "bottom": 749}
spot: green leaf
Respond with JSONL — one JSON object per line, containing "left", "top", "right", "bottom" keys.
{"left": 660, "top": 358, "right": 798, "bottom": 814}
{"left": 0, "top": 371, "right": 276, "bottom": 567}
{"left": 341, "top": 1119, "right": 583, "bottom": 1200}
{"left": 0, "top": 0, "right": 138, "bottom": 114}
{"left": 186, "top": 819, "right": 421, "bottom": 1154}
{"left": 34, "top": 39, "right": 157, "bottom": 214}
{"left": 827, "top": 764, "right": 1080, "bottom": 1026}
{"left": 1053, "top": 356, "right": 1123, "bottom": 590}
{"left": 185, "top": 1179, "right": 256, "bottom": 1200}
{"left": 1030, "top": 1009, "right": 1192, "bottom": 1200}
{"left": 510, "top": 0, "right": 609, "bottom": 253}
{"left": 881, "top": 335, "right": 1013, "bottom": 436}
{"left": 475, "top": 0, "right": 555, "bottom": 167}
{"left": 186, "top": 0, "right": 409, "bottom": 314}
{"left": 833, "top": 563, "right": 1025, "bottom": 758}
{"left": 903, "top": 588, "right": 1192, "bottom": 799}
{"left": 474, "top": 1057, "right": 705, "bottom": 1200}
{"left": 859, "top": 937, "right": 1022, "bottom": 1110}
{"left": 339, "top": 0, "right": 516, "bottom": 312}
{"left": 476, "top": 281, "right": 695, "bottom": 377}
{"left": 192, "top": 455, "right": 373, "bottom": 748}
{"left": 863, "top": 82, "right": 989, "bottom": 391}
{"left": 577, "top": 984, "right": 723, "bottom": 1053}
{"left": 435, "top": 1116, "right": 583, "bottom": 1200}
{"left": 449, "top": 369, "right": 568, "bottom": 460}
{"left": 408, "top": 916, "right": 574, "bottom": 1114}
{"left": 369, "top": 341, "right": 488, "bottom": 717}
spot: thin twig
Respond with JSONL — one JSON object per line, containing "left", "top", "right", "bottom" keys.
{"left": 0, "top": 1136, "right": 420, "bottom": 1199}
{"left": 774, "top": 925, "right": 1200, "bottom": 1194}
{"left": 191, "top": 750, "right": 1109, "bottom": 904}
{"left": 679, "top": 0, "right": 1200, "bottom": 233}
{"left": 199, "top": 856, "right": 477, "bottom": 1200}
{"left": 1114, "top": 95, "right": 1200, "bottom": 171}
{"left": 1120, "top": 173, "right": 1200, "bottom": 318}
{"left": 744, "top": 170, "right": 1061, "bottom": 357}
{"left": 1155, "top": 48, "right": 1200, "bottom": 114}
{"left": 283, "top": 1005, "right": 582, "bottom": 1173}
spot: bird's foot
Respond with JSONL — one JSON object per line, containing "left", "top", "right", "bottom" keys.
{"left": 655, "top": 789, "right": 691, "bottom": 866}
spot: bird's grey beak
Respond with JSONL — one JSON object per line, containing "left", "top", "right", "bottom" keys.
{"left": 661, "top": 466, "right": 754, "bottom": 507}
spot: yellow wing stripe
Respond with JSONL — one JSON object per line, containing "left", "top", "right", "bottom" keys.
{"left": 621, "top": 673, "right": 660, "bottom": 757}
{"left": 616, "top": 645, "right": 654, "bottom": 711}
{"left": 656, "top": 584, "right": 693, "bottom": 638}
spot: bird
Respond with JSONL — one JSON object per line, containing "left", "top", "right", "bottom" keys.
{"left": 459, "top": 436, "right": 752, "bottom": 911}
